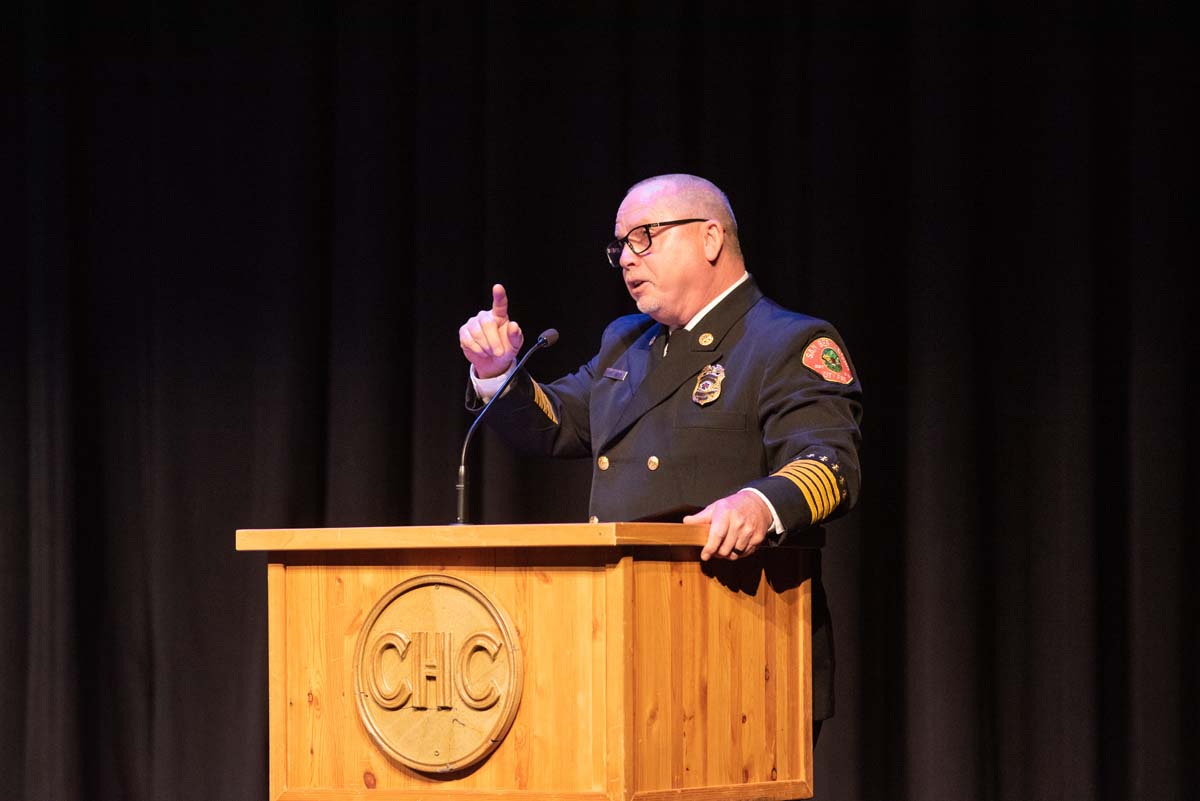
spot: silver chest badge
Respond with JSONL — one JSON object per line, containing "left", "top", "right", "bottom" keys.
{"left": 692, "top": 364, "right": 725, "bottom": 406}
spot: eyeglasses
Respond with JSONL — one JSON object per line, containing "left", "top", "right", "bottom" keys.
{"left": 605, "top": 218, "right": 708, "bottom": 269}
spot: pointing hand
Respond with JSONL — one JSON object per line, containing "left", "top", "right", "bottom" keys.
{"left": 459, "top": 283, "right": 525, "bottom": 379}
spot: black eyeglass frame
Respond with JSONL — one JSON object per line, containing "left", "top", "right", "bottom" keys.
{"left": 605, "top": 218, "right": 709, "bottom": 268}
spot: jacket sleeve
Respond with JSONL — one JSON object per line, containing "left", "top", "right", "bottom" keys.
{"left": 742, "top": 323, "right": 863, "bottom": 536}
{"left": 465, "top": 355, "right": 596, "bottom": 459}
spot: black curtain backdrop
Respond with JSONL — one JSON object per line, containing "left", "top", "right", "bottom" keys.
{"left": 4, "top": 3, "right": 1195, "bottom": 800}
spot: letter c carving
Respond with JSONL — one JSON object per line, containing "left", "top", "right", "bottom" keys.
{"left": 368, "top": 632, "right": 412, "bottom": 709}
{"left": 456, "top": 632, "right": 503, "bottom": 710}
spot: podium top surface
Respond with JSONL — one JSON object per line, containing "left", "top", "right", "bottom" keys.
{"left": 235, "top": 522, "right": 710, "bottom": 551}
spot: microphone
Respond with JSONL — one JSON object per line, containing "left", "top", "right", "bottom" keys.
{"left": 456, "top": 329, "right": 559, "bottom": 525}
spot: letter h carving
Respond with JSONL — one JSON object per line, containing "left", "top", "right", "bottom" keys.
{"left": 413, "top": 632, "right": 454, "bottom": 710}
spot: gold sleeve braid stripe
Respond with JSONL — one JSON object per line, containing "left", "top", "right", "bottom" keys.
{"left": 531, "top": 381, "right": 559, "bottom": 425}
{"left": 772, "top": 459, "right": 842, "bottom": 523}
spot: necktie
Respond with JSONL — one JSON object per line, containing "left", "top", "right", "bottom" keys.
{"left": 659, "top": 330, "right": 670, "bottom": 359}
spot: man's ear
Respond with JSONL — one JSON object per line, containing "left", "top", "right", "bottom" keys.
{"left": 701, "top": 220, "right": 725, "bottom": 263}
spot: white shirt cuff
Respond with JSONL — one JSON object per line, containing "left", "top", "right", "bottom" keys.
{"left": 738, "top": 487, "right": 784, "bottom": 535}
{"left": 470, "top": 362, "right": 516, "bottom": 403}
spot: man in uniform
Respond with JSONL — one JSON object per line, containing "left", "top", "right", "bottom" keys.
{"left": 458, "top": 173, "right": 862, "bottom": 736}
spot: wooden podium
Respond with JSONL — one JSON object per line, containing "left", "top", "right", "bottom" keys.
{"left": 236, "top": 523, "right": 816, "bottom": 801}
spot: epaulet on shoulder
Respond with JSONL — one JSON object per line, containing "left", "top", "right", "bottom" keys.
{"left": 754, "top": 298, "right": 828, "bottom": 332}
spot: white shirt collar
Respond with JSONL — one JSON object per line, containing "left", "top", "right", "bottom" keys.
{"left": 682, "top": 272, "right": 750, "bottom": 332}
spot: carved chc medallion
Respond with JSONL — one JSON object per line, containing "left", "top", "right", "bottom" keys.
{"left": 353, "top": 575, "right": 524, "bottom": 774}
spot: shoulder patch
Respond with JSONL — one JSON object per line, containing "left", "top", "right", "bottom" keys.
{"left": 802, "top": 337, "right": 853, "bottom": 384}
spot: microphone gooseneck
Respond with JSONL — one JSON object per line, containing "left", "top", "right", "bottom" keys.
{"left": 456, "top": 329, "right": 559, "bottom": 525}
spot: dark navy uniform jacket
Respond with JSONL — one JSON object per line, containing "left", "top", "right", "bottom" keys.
{"left": 469, "top": 276, "right": 863, "bottom": 719}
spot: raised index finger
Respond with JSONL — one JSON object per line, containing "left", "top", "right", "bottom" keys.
{"left": 491, "top": 283, "right": 509, "bottom": 322}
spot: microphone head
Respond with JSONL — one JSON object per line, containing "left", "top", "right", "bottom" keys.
{"left": 537, "top": 328, "right": 560, "bottom": 347}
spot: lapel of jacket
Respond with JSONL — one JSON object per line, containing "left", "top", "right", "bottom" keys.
{"left": 591, "top": 320, "right": 660, "bottom": 446}
{"left": 612, "top": 321, "right": 660, "bottom": 400}
{"left": 597, "top": 277, "right": 763, "bottom": 452}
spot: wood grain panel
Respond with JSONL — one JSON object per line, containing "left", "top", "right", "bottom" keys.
{"left": 268, "top": 562, "right": 287, "bottom": 800}
{"left": 238, "top": 523, "right": 708, "bottom": 552}
{"left": 629, "top": 550, "right": 811, "bottom": 796}
{"left": 631, "top": 779, "right": 813, "bottom": 800}
{"left": 254, "top": 526, "right": 814, "bottom": 801}
{"left": 280, "top": 550, "right": 610, "bottom": 795}
{"left": 278, "top": 792, "right": 607, "bottom": 801}
{"left": 604, "top": 553, "right": 634, "bottom": 801}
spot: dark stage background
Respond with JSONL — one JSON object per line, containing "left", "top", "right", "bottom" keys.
{"left": 4, "top": 3, "right": 1195, "bottom": 800}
